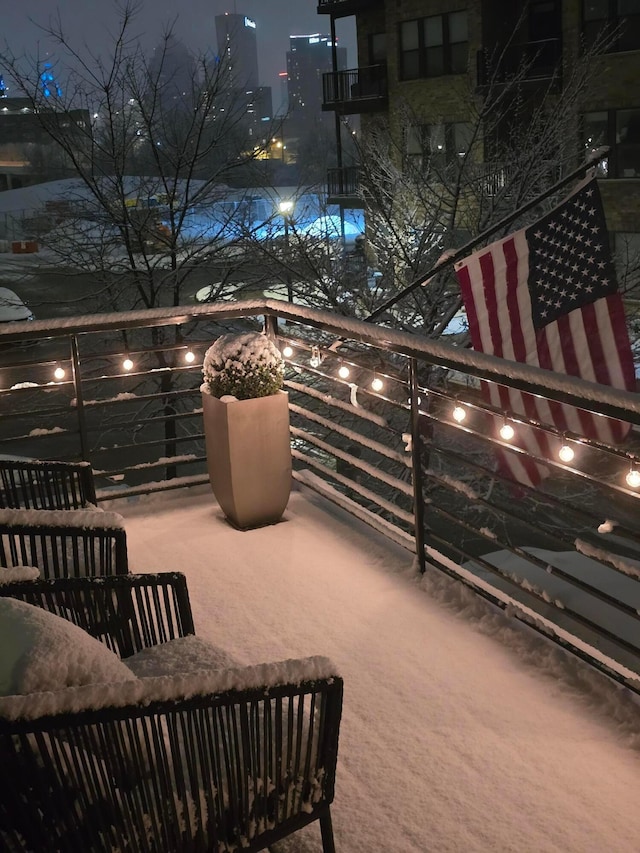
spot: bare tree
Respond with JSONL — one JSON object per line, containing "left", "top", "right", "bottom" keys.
{"left": 0, "top": 2, "right": 290, "bottom": 477}
{"left": 302, "top": 28, "right": 619, "bottom": 337}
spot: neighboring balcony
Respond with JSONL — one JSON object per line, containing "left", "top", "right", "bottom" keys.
{"left": 317, "top": 0, "right": 382, "bottom": 17}
{"left": 327, "top": 165, "right": 364, "bottom": 207}
{"left": 476, "top": 38, "right": 562, "bottom": 90}
{"left": 322, "top": 65, "right": 388, "bottom": 115}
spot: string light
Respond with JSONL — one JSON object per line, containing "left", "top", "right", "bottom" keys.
{"left": 122, "top": 357, "right": 134, "bottom": 371}
{"left": 499, "top": 420, "right": 515, "bottom": 441}
{"left": 371, "top": 374, "right": 384, "bottom": 392}
{"left": 338, "top": 362, "right": 350, "bottom": 379}
{"left": 53, "top": 366, "right": 66, "bottom": 380}
{"left": 452, "top": 403, "right": 466, "bottom": 423}
{"left": 184, "top": 349, "right": 196, "bottom": 364}
{"left": 558, "top": 441, "right": 575, "bottom": 463}
{"left": 626, "top": 463, "right": 640, "bottom": 489}
{"left": 282, "top": 345, "right": 294, "bottom": 358}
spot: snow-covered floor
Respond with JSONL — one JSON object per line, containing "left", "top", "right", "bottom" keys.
{"left": 113, "top": 482, "right": 640, "bottom": 853}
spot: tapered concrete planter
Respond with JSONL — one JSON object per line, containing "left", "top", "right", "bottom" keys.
{"left": 202, "top": 390, "right": 292, "bottom": 530}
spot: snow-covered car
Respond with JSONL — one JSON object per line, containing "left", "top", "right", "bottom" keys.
{"left": 0, "top": 287, "right": 34, "bottom": 323}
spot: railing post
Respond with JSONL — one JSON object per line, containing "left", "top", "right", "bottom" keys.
{"left": 263, "top": 313, "right": 279, "bottom": 340}
{"left": 409, "top": 358, "right": 426, "bottom": 574}
{"left": 70, "top": 334, "right": 90, "bottom": 461}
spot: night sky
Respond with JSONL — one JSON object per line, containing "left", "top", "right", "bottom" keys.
{"left": 3, "top": 1, "right": 357, "bottom": 95}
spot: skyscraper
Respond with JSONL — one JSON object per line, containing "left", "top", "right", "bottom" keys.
{"left": 214, "top": 13, "right": 260, "bottom": 91}
{"left": 286, "top": 35, "right": 346, "bottom": 122}
{"left": 148, "top": 36, "right": 198, "bottom": 112}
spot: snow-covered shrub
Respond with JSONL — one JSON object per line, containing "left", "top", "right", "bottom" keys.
{"left": 201, "top": 332, "right": 285, "bottom": 400}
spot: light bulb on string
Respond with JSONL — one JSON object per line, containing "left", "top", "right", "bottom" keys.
{"left": 558, "top": 441, "right": 575, "bottom": 463}
{"left": 452, "top": 403, "right": 466, "bottom": 423}
{"left": 338, "top": 362, "right": 350, "bottom": 379}
{"left": 626, "top": 463, "right": 640, "bottom": 489}
{"left": 184, "top": 349, "right": 195, "bottom": 364}
{"left": 499, "top": 420, "right": 515, "bottom": 441}
{"left": 53, "top": 366, "right": 66, "bottom": 380}
{"left": 282, "top": 345, "right": 294, "bottom": 359}
{"left": 310, "top": 346, "right": 322, "bottom": 368}
{"left": 122, "top": 357, "right": 134, "bottom": 371}
{"left": 371, "top": 374, "right": 384, "bottom": 392}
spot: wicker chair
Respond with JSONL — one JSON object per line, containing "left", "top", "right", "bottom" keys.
{"left": 0, "top": 459, "right": 97, "bottom": 510}
{"left": 0, "top": 507, "right": 128, "bottom": 578}
{"left": 0, "top": 573, "right": 343, "bottom": 853}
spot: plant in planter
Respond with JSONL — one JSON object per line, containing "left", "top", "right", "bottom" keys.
{"left": 201, "top": 332, "right": 291, "bottom": 529}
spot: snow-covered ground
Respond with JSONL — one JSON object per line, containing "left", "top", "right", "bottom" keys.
{"left": 113, "top": 481, "right": 640, "bottom": 853}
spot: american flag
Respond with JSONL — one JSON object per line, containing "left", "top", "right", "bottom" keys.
{"left": 454, "top": 177, "right": 635, "bottom": 488}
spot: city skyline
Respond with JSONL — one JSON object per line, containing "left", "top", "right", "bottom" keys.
{"left": 3, "top": 0, "right": 356, "bottom": 98}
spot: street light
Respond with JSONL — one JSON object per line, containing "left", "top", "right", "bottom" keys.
{"left": 278, "top": 200, "right": 294, "bottom": 304}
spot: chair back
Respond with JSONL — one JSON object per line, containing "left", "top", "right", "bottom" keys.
{"left": 0, "top": 459, "right": 97, "bottom": 509}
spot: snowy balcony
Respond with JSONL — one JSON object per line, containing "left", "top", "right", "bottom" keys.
{"left": 1, "top": 298, "right": 640, "bottom": 700}
{"left": 103, "top": 477, "right": 640, "bottom": 852}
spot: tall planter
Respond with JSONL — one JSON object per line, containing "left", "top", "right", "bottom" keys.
{"left": 202, "top": 390, "right": 292, "bottom": 530}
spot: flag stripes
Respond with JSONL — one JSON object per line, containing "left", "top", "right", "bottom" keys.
{"left": 455, "top": 179, "right": 635, "bottom": 488}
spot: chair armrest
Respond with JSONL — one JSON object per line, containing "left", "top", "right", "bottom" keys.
{"left": 0, "top": 658, "right": 343, "bottom": 852}
{"left": 0, "top": 508, "right": 128, "bottom": 578}
{"left": 0, "top": 572, "right": 194, "bottom": 656}
{"left": 0, "top": 459, "right": 97, "bottom": 510}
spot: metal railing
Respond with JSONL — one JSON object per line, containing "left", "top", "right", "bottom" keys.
{"left": 2, "top": 299, "right": 640, "bottom": 691}
{"left": 322, "top": 65, "right": 388, "bottom": 112}
{"left": 327, "top": 166, "right": 362, "bottom": 203}
{"left": 317, "top": 0, "right": 382, "bottom": 14}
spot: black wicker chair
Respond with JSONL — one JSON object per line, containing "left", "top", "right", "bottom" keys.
{"left": 0, "top": 507, "right": 128, "bottom": 578}
{"left": 0, "top": 571, "right": 194, "bottom": 656}
{"left": 0, "top": 459, "right": 97, "bottom": 510}
{"left": 0, "top": 573, "right": 343, "bottom": 853}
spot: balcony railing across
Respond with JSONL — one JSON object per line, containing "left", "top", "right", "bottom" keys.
{"left": 322, "top": 65, "right": 388, "bottom": 114}
{"left": 1, "top": 299, "right": 640, "bottom": 693}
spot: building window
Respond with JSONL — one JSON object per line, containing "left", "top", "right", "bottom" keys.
{"left": 613, "top": 232, "right": 640, "bottom": 299}
{"left": 400, "top": 11, "right": 468, "bottom": 80}
{"left": 583, "top": 0, "right": 640, "bottom": 52}
{"left": 584, "top": 109, "right": 640, "bottom": 177}
{"left": 370, "top": 33, "right": 387, "bottom": 65}
{"left": 406, "top": 121, "right": 473, "bottom": 170}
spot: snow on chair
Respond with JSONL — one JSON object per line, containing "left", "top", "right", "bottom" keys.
{"left": 0, "top": 458, "right": 98, "bottom": 510}
{"left": 0, "top": 572, "right": 343, "bottom": 853}
{"left": 0, "top": 507, "right": 128, "bottom": 579}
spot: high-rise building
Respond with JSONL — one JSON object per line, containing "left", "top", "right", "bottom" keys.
{"left": 148, "top": 36, "right": 198, "bottom": 112}
{"left": 215, "top": 13, "right": 260, "bottom": 91}
{"left": 286, "top": 34, "right": 346, "bottom": 120}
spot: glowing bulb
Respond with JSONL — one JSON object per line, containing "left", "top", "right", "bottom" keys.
{"left": 123, "top": 358, "right": 134, "bottom": 371}
{"left": 338, "top": 364, "right": 350, "bottom": 379}
{"left": 282, "top": 345, "right": 294, "bottom": 358}
{"left": 371, "top": 376, "right": 384, "bottom": 392}
{"left": 500, "top": 422, "right": 515, "bottom": 441}
{"left": 452, "top": 404, "right": 466, "bottom": 423}
{"left": 626, "top": 468, "right": 640, "bottom": 488}
{"left": 558, "top": 443, "right": 574, "bottom": 463}
{"left": 53, "top": 366, "right": 66, "bottom": 380}
{"left": 184, "top": 350, "right": 195, "bottom": 364}
{"left": 310, "top": 346, "right": 322, "bottom": 368}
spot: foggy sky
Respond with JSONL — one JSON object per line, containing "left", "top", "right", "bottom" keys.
{"left": 3, "top": 1, "right": 357, "bottom": 96}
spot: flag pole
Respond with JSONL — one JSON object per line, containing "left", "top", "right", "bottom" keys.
{"left": 363, "top": 148, "right": 610, "bottom": 324}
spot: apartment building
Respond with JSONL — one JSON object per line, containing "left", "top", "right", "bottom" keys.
{"left": 318, "top": 0, "right": 640, "bottom": 278}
